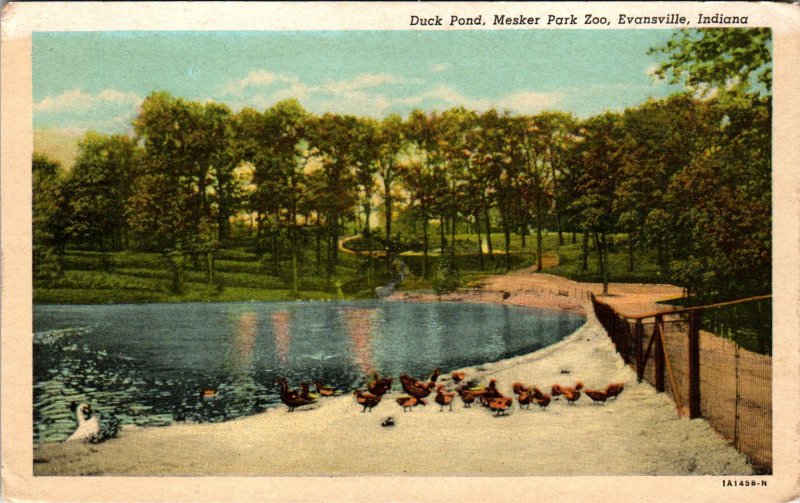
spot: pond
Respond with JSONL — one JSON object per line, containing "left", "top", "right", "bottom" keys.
{"left": 33, "top": 300, "right": 585, "bottom": 443}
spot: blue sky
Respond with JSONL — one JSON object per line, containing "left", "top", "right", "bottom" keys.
{"left": 33, "top": 30, "right": 683, "bottom": 134}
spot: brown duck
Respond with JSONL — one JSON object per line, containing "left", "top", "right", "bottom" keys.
{"left": 434, "top": 385, "right": 456, "bottom": 412}
{"left": 456, "top": 386, "right": 476, "bottom": 408}
{"left": 605, "top": 382, "right": 625, "bottom": 400}
{"left": 314, "top": 380, "right": 337, "bottom": 397}
{"left": 487, "top": 396, "right": 513, "bottom": 416}
{"left": 396, "top": 395, "right": 426, "bottom": 412}
{"left": 353, "top": 389, "right": 381, "bottom": 413}
{"left": 584, "top": 388, "right": 609, "bottom": 405}
{"left": 277, "top": 378, "right": 315, "bottom": 412}
{"left": 400, "top": 374, "right": 436, "bottom": 399}
{"left": 450, "top": 371, "right": 466, "bottom": 385}
{"left": 367, "top": 372, "right": 393, "bottom": 397}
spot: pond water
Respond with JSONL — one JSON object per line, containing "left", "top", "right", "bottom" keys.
{"left": 33, "top": 301, "right": 584, "bottom": 443}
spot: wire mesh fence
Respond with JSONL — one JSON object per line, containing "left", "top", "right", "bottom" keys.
{"left": 592, "top": 294, "right": 772, "bottom": 474}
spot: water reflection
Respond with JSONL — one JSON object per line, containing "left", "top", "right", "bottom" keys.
{"left": 341, "top": 307, "right": 377, "bottom": 376}
{"left": 271, "top": 310, "right": 291, "bottom": 365}
{"left": 33, "top": 301, "right": 585, "bottom": 443}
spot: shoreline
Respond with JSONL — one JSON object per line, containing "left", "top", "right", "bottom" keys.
{"left": 32, "top": 268, "right": 752, "bottom": 476}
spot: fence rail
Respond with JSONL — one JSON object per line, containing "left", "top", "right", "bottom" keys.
{"left": 591, "top": 293, "right": 772, "bottom": 473}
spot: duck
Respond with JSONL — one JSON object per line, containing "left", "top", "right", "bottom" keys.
{"left": 584, "top": 388, "right": 609, "bottom": 405}
{"left": 516, "top": 388, "right": 533, "bottom": 410}
{"left": 399, "top": 374, "right": 436, "bottom": 400}
{"left": 450, "top": 371, "right": 466, "bottom": 385}
{"left": 200, "top": 388, "right": 218, "bottom": 399}
{"left": 551, "top": 384, "right": 563, "bottom": 400}
{"left": 277, "top": 378, "right": 315, "bottom": 412}
{"left": 487, "top": 396, "right": 513, "bottom": 416}
{"left": 314, "top": 380, "right": 338, "bottom": 397}
{"left": 535, "top": 392, "right": 552, "bottom": 410}
{"left": 605, "top": 382, "right": 625, "bottom": 400}
{"left": 299, "top": 382, "right": 319, "bottom": 400}
{"left": 65, "top": 402, "right": 120, "bottom": 443}
{"left": 560, "top": 381, "right": 584, "bottom": 405}
{"left": 511, "top": 382, "right": 530, "bottom": 395}
{"left": 353, "top": 389, "right": 381, "bottom": 413}
{"left": 428, "top": 368, "right": 441, "bottom": 383}
{"left": 395, "top": 395, "right": 426, "bottom": 412}
{"left": 456, "top": 386, "right": 476, "bottom": 408}
{"left": 367, "top": 372, "right": 393, "bottom": 397}
{"left": 475, "top": 378, "right": 502, "bottom": 406}
{"left": 434, "top": 385, "right": 456, "bottom": 412}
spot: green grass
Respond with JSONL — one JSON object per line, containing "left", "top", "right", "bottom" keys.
{"left": 545, "top": 233, "right": 668, "bottom": 284}
{"left": 36, "top": 232, "right": 671, "bottom": 304}
{"left": 35, "top": 249, "right": 368, "bottom": 304}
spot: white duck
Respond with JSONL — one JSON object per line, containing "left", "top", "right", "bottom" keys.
{"left": 65, "top": 402, "right": 100, "bottom": 442}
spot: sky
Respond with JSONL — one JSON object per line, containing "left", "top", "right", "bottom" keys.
{"left": 33, "top": 30, "right": 684, "bottom": 135}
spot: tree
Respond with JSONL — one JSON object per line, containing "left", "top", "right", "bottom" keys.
{"left": 404, "top": 110, "right": 446, "bottom": 278}
{"left": 351, "top": 116, "right": 381, "bottom": 286}
{"left": 376, "top": 114, "right": 406, "bottom": 268}
{"left": 665, "top": 101, "right": 770, "bottom": 299}
{"left": 33, "top": 153, "right": 67, "bottom": 280}
{"left": 649, "top": 28, "right": 772, "bottom": 103}
{"left": 63, "top": 132, "right": 140, "bottom": 252}
{"left": 233, "top": 100, "right": 310, "bottom": 295}
{"left": 307, "top": 113, "right": 360, "bottom": 285}
{"left": 569, "top": 113, "right": 624, "bottom": 294}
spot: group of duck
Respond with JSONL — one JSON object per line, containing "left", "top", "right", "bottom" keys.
{"left": 277, "top": 370, "right": 625, "bottom": 417}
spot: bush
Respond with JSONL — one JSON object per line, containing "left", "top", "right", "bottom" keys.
{"left": 432, "top": 257, "right": 461, "bottom": 296}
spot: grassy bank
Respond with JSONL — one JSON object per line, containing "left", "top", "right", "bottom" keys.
{"left": 34, "top": 249, "right": 363, "bottom": 304}
{"left": 35, "top": 231, "right": 672, "bottom": 304}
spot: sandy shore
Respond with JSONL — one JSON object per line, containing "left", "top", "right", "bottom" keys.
{"left": 33, "top": 268, "right": 751, "bottom": 476}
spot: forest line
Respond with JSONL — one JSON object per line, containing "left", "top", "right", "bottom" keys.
{"left": 32, "top": 29, "right": 772, "bottom": 301}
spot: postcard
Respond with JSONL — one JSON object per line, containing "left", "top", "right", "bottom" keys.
{"left": 2, "top": 1, "right": 799, "bottom": 502}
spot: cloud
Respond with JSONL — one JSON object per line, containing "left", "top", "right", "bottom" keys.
{"left": 495, "top": 91, "right": 564, "bottom": 113}
{"left": 431, "top": 63, "right": 451, "bottom": 73}
{"left": 220, "top": 70, "right": 304, "bottom": 97}
{"left": 410, "top": 85, "right": 563, "bottom": 114}
{"left": 321, "top": 73, "right": 407, "bottom": 94}
{"left": 33, "top": 88, "right": 141, "bottom": 113}
{"left": 33, "top": 88, "right": 142, "bottom": 134}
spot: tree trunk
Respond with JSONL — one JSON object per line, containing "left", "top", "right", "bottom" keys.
{"left": 439, "top": 215, "right": 447, "bottom": 254}
{"left": 474, "top": 210, "right": 484, "bottom": 270}
{"left": 207, "top": 250, "right": 214, "bottom": 285}
{"left": 256, "top": 214, "right": 264, "bottom": 255}
{"left": 315, "top": 230, "right": 322, "bottom": 275}
{"left": 551, "top": 160, "right": 564, "bottom": 246}
{"left": 483, "top": 196, "right": 494, "bottom": 261}
{"left": 450, "top": 213, "right": 457, "bottom": 260}
{"left": 384, "top": 171, "right": 393, "bottom": 269}
{"left": 502, "top": 203, "right": 511, "bottom": 271}
{"left": 422, "top": 215, "right": 430, "bottom": 279}
{"left": 628, "top": 233, "right": 634, "bottom": 272}
{"left": 290, "top": 226, "right": 299, "bottom": 296}
{"left": 594, "top": 232, "right": 602, "bottom": 275}
{"left": 602, "top": 232, "right": 610, "bottom": 294}
{"left": 536, "top": 208, "right": 543, "bottom": 271}
{"left": 365, "top": 201, "right": 373, "bottom": 287}
{"left": 581, "top": 231, "right": 589, "bottom": 271}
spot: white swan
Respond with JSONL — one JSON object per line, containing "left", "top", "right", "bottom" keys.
{"left": 65, "top": 403, "right": 101, "bottom": 443}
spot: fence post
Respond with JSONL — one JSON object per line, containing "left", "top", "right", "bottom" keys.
{"left": 654, "top": 314, "right": 665, "bottom": 392}
{"left": 688, "top": 310, "right": 701, "bottom": 418}
{"left": 635, "top": 320, "right": 644, "bottom": 382}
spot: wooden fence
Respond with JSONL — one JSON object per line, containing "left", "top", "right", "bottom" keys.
{"left": 591, "top": 293, "right": 772, "bottom": 473}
